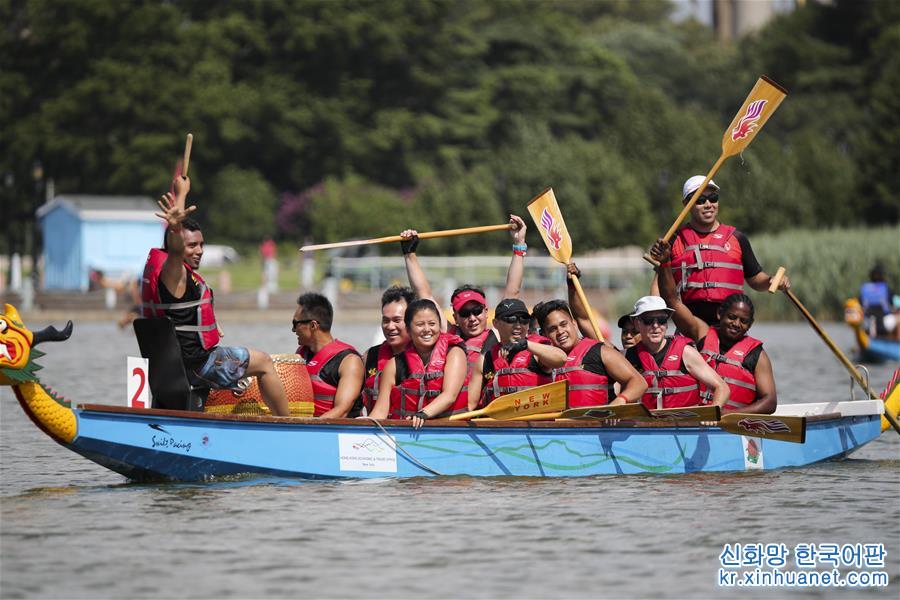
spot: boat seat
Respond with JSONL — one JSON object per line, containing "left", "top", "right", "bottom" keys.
{"left": 133, "top": 317, "right": 207, "bottom": 411}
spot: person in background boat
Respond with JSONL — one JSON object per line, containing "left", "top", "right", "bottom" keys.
{"left": 652, "top": 239, "right": 776, "bottom": 414}
{"left": 653, "top": 176, "right": 790, "bottom": 326}
{"left": 144, "top": 176, "right": 290, "bottom": 416}
{"left": 467, "top": 298, "right": 567, "bottom": 410}
{"left": 859, "top": 264, "right": 898, "bottom": 340}
{"left": 624, "top": 295, "right": 729, "bottom": 411}
{"left": 399, "top": 214, "right": 528, "bottom": 365}
{"left": 532, "top": 299, "right": 646, "bottom": 407}
{"left": 293, "top": 292, "right": 364, "bottom": 418}
{"left": 360, "top": 285, "right": 416, "bottom": 414}
{"left": 369, "top": 299, "right": 468, "bottom": 428}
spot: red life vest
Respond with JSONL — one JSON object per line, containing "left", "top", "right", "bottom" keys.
{"left": 699, "top": 328, "right": 760, "bottom": 410}
{"left": 140, "top": 248, "right": 220, "bottom": 350}
{"left": 449, "top": 326, "right": 496, "bottom": 368}
{"left": 362, "top": 341, "right": 400, "bottom": 413}
{"left": 671, "top": 225, "right": 744, "bottom": 304}
{"left": 299, "top": 340, "right": 360, "bottom": 416}
{"left": 630, "top": 335, "right": 701, "bottom": 410}
{"left": 482, "top": 334, "right": 553, "bottom": 406}
{"left": 553, "top": 337, "right": 615, "bottom": 408}
{"left": 393, "top": 332, "right": 469, "bottom": 419}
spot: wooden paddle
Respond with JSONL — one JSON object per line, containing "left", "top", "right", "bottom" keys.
{"left": 526, "top": 188, "right": 605, "bottom": 342}
{"left": 643, "top": 76, "right": 788, "bottom": 266}
{"left": 768, "top": 266, "right": 900, "bottom": 435}
{"left": 182, "top": 133, "right": 193, "bottom": 177}
{"left": 718, "top": 413, "right": 806, "bottom": 443}
{"left": 500, "top": 403, "right": 651, "bottom": 422}
{"left": 299, "top": 224, "right": 511, "bottom": 252}
{"left": 448, "top": 380, "right": 568, "bottom": 421}
{"left": 646, "top": 405, "right": 721, "bottom": 422}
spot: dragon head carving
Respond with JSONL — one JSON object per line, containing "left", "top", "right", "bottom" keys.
{"left": 0, "top": 303, "right": 73, "bottom": 386}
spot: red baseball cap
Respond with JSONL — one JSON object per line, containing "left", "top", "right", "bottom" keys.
{"left": 451, "top": 290, "right": 487, "bottom": 312}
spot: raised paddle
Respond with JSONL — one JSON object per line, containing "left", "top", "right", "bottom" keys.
{"left": 768, "top": 266, "right": 900, "bottom": 435}
{"left": 182, "top": 133, "right": 193, "bottom": 178}
{"left": 643, "top": 76, "right": 788, "bottom": 266}
{"left": 527, "top": 188, "right": 605, "bottom": 342}
{"left": 448, "top": 380, "right": 568, "bottom": 421}
{"left": 718, "top": 413, "right": 806, "bottom": 444}
{"left": 300, "top": 224, "right": 511, "bottom": 252}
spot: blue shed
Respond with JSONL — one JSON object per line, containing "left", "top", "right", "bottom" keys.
{"left": 36, "top": 195, "right": 164, "bottom": 290}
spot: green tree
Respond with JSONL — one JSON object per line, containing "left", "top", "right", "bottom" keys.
{"left": 207, "top": 166, "right": 277, "bottom": 243}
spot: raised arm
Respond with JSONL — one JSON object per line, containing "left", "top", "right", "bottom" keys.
{"left": 565, "top": 263, "right": 598, "bottom": 340}
{"left": 319, "top": 353, "right": 365, "bottom": 419}
{"left": 682, "top": 345, "right": 729, "bottom": 408}
{"left": 367, "top": 357, "right": 397, "bottom": 420}
{"left": 650, "top": 239, "right": 707, "bottom": 341}
{"left": 154, "top": 176, "right": 195, "bottom": 295}
{"left": 401, "top": 230, "right": 446, "bottom": 330}
{"left": 502, "top": 214, "right": 527, "bottom": 299}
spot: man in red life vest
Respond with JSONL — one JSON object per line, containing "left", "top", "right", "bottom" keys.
{"left": 293, "top": 292, "right": 364, "bottom": 418}
{"left": 624, "top": 296, "right": 729, "bottom": 410}
{"left": 399, "top": 214, "right": 528, "bottom": 365}
{"left": 143, "top": 177, "right": 289, "bottom": 416}
{"left": 360, "top": 285, "right": 415, "bottom": 413}
{"left": 467, "top": 298, "right": 567, "bottom": 410}
{"left": 658, "top": 176, "right": 790, "bottom": 325}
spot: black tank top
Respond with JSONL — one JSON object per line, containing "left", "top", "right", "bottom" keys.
{"left": 158, "top": 273, "right": 211, "bottom": 369}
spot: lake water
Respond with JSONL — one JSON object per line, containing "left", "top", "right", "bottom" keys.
{"left": 1, "top": 319, "right": 898, "bottom": 598}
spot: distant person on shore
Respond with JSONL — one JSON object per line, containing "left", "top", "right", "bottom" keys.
{"left": 142, "top": 176, "right": 290, "bottom": 416}
{"left": 654, "top": 176, "right": 790, "bottom": 325}
{"left": 369, "top": 299, "right": 468, "bottom": 427}
{"left": 652, "top": 240, "right": 777, "bottom": 414}
{"left": 293, "top": 292, "right": 364, "bottom": 418}
{"left": 260, "top": 238, "right": 278, "bottom": 292}
{"left": 467, "top": 298, "right": 567, "bottom": 409}
{"left": 399, "top": 215, "right": 528, "bottom": 369}
{"left": 624, "top": 295, "right": 729, "bottom": 411}
{"left": 859, "top": 264, "right": 898, "bottom": 339}
{"left": 360, "top": 285, "right": 415, "bottom": 414}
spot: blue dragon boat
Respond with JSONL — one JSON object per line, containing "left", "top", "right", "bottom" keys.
{"left": 0, "top": 304, "right": 888, "bottom": 482}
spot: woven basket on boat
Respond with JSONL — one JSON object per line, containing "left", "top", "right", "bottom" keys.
{"left": 205, "top": 353, "right": 314, "bottom": 416}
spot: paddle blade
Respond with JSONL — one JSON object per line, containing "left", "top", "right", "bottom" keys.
{"left": 560, "top": 403, "right": 650, "bottom": 421}
{"left": 527, "top": 188, "right": 573, "bottom": 264}
{"left": 719, "top": 413, "right": 806, "bottom": 444}
{"left": 647, "top": 405, "right": 721, "bottom": 422}
{"left": 721, "top": 76, "right": 787, "bottom": 158}
{"left": 482, "top": 380, "right": 568, "bottom": 420}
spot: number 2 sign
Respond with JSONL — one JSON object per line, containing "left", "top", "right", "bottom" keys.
{"left": 127, "top": 356, "right": 150, "bottom": 408}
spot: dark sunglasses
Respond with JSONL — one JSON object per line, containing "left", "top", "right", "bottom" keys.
{"left": 694, "top": 192, "right": 719, "bottom": 205}
{"left": 457, "top": 306, "right": 485, "bottom": 319}
{"left": 499, "top": 314, "right": 530, "bottom": 325}
{"left": 639, "top": 315, "right": 669, "bottom": 327}
{"left": 292, "top": 318, "right": 315, "bottom": 329}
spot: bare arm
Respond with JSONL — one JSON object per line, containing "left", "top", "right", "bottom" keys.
{"left": 682, "top": 345, "right": 729, "bottom": 408}
{"left": 725, "top": 350, "right": 777, "bottom": 414}
{"left": 566, "top": 263, "right": 598, "bottom": 340}
{"left": 320, "top": 353, "right": 365, "bottom": 418}
{"left": 155, "top": 177, "right": 195, "bottom": 296}
{"left": 747, "top": 270, "right": 791, "bottom": 292}
{"left": 367, "top": 357, "right": 396, "bottom": 419}
{"left": 600, "top": 346, "right": 647, "bottom": 404}
{"left": 502, "top": 214, "right": 527, "bottom": 298}
{"left": 415, "top": 346, "right": 466, "bottom": 425}
{"left": 650, "top": 239, "right": 708, "bottom": 341}
{"left": 467, "top": 354, "right": 486, "bottom": 411}
{"left": 401, "top": 230, "right": 447, "bottom": 330}
{"left": 527, "top": 339, "right": 567, "bottom": 369}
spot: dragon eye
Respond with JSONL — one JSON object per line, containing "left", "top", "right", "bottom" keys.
{"left": 0, "top": 319, "right": 7, "bottom": 333}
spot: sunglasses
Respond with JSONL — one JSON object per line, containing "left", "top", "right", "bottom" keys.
{"left": 457, "top": 306, "right": 485, "bottom": 319}
{"left": 292, "top": 318, "right": 315, "bottom": 329}
{"left": 639, "top": 315, "right": 669, "bottom": 327}
{"left": 499, "top": 314, "right": 530, "bottom": 325}
{"left": 693, "top": 192, "right": 719, "bottom": 206}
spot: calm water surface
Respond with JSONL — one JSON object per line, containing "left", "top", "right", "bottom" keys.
{"left": 1, "top": 319, "right": 898, "bottom": 599}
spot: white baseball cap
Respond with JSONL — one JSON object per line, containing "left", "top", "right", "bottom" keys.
{"left": 630, "top": 295, "right": 674, "bottom": 317}
{"left": 682, "top": 175, "right": 719, "bottom": 200}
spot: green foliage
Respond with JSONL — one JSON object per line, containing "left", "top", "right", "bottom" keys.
{"left": 207, "top": 166, "right": 277, "bottom": 244}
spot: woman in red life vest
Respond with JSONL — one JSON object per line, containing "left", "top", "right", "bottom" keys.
{"left": 624, "top": 296, "right": 730, "bottom": 410}
{"left": 360, "top": 286, "right": 414, "bottom": 413}
{"left": 368, "top": 299, "right": 467, "bottom": 428}
{"left": 651, "top": 239, "right": 777, "bottom": 414}
{"left": 532, "top": 299, "right": 647, "bottom": 407}
{"left": 467, "top": 298, "right": 567, "bottom": 410}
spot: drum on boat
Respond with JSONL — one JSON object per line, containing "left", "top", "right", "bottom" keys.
{"left": 205, "top": 353, "right": 314, "bottom": 416}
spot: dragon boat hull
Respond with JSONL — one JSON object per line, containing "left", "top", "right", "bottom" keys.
{"left": 859, "top": 337, "right": 900, "bottom": 363}
{"left": 17, "top": 390, "right": 885, "bottom": 481}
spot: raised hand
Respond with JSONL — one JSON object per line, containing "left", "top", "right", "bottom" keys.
{"left": 155, "top": 191, "right": 196, "bottom": 229}
{"left": 509, "top": 214, "right": 527, "bottom": 245}
{"left": 566, "top": 262, "right": 582, "bottom": 279}
{"left": 650, "top": 238, "right": 672, "bottom": 264}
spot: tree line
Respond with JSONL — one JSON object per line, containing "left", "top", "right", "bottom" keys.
{"left": 2, "top": 0, "right": 897, "bottom": 256}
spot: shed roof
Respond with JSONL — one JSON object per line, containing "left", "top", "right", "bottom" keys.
{"left": 37, "top": 195, "right": 159, "bottom": 222}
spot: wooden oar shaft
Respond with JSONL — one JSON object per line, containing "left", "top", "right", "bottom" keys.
{"left": 570, "top": 277, "right": 605, "bottom": 342}
{"left": 300, "top": 224, "right": 511, "bottom": 252}
{"left": 182, "top": 133, "right": 193, "bottom": 177}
